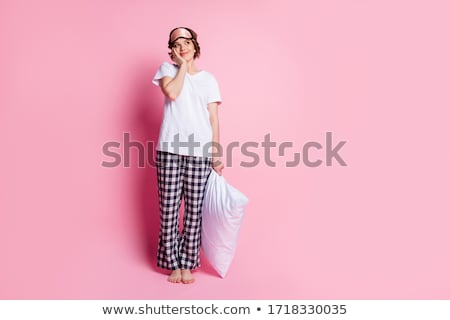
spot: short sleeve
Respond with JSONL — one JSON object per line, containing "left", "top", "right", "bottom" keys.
{"left": 207, "top": 75, "right": 222, "bottom": 105}
{"left": 152, "top": 62, "right": 177, "bottom": 87}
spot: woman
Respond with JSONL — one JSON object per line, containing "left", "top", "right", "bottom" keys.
{"left": 152, "top": 27, "right": 224, "bottom": 284}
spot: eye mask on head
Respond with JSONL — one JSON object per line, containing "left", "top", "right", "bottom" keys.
{"left": 169, "top": 28, "right": 194, "bottom": 48}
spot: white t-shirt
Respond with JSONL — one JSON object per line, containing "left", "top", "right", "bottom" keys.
{"left": 152, "top": 62, "right": 222, "bottom": 157}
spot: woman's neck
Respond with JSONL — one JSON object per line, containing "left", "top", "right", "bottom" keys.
{"left": 185, "top": 61, "right": 200, "bottom": 74}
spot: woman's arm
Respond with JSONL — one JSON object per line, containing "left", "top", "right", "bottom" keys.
{"left": 160, "top": 64, "right": 187, "bottom": 100}
{"left": 208, "top": 102, "right": 224, "bottom": 175}
{"left": 159, "top": 49, "right": 187, "bottom": 100}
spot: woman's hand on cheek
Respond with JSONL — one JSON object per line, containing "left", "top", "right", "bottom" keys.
{"left": 171, "top": 48, "right": 186, "bottom": 66}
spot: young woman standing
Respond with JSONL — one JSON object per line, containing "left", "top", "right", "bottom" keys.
{"left": 152, "top": 27, "right": 224, "bottom": 284}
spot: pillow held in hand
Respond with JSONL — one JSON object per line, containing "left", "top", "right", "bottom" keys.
{"left": 201, "top": 170, "right": 249, "bottom": 278}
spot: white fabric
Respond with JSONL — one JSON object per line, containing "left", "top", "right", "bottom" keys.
{"left": 201, "top": 170, "right": 249, "bottom": 278}
{"left": 152, "top": 62, "right": 222, "bottom": 157}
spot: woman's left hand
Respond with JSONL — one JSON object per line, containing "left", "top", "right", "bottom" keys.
{"left": 212, "top": 157, "right": 224, "bottom": 176}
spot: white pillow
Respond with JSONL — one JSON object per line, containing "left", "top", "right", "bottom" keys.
{"left": 201, "top": 170, "right": 249, "bottom": 278}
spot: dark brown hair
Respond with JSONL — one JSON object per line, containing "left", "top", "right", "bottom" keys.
{"left": 168, "top": 27, "right": 201, "bottom": 59}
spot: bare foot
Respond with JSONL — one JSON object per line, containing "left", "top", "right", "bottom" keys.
{"left": 168, "top": 269, "right": 181, "bottom": 283}
{"left": 181, "top": 269, "right": 195, "bottom": 284}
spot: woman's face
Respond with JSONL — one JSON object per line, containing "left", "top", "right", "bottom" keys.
{"left": 170, "top": 28, "right": 196, "bottom": 61}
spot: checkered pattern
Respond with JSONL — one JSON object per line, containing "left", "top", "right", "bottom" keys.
{"left": 156, "top": 151, "right": 212, "bottom": 270}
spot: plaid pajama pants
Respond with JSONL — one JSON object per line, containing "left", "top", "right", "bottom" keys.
{"left": 156, "top": 150, "right": 212, "bottom": 270}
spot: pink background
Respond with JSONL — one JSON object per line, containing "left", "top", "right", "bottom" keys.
{"left": 1, "top": 0, "right": 449, "bottom": 299}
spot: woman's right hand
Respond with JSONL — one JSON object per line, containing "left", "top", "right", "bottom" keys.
{"left": 171, "top": 47, "right": 187, "bottom": 66}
